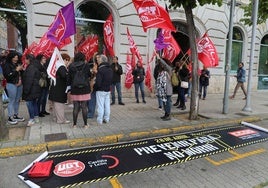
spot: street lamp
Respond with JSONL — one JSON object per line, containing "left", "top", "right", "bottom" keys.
{"left": 243, "top": 0, "right": 259, "bottom": 112}
{"left": 223, "top": 0, "right": 236, "bottom": 114}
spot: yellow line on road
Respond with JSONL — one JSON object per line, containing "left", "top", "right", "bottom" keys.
{"left": 205, "top": 148, "right": 266, "bottom": 166}
{"left": 110, "top": 177, "right": 123, "bottom": 188}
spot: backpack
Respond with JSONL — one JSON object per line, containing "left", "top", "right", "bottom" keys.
{"left": 72, "top": 64, "right": 88, "bottom": 89}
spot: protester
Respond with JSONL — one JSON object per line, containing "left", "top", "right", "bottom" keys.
{"left": 177, "top": 62, "right": 190, "bottom": 110}
{"left": 230, "top": 62, "right": 247, "bottom": 100}
{"left": 48, "top": 53, "right": 71, "bottom": 124}
{"left": 68, "top": 52, "right": 91, "bottom": 128}
{"left": 95, "top": 54, "right": 113, "bottom": 125}
{"left": 173, "top": 61, "right": 182, "bottom": 107}
{"left": 36, "top": 54, "right": 50, "bottom": 117}
{"left": 2, "top": 51, "right": 25, "bottom": 124}
{"left": 199, "top": 65, "right": 210, "bottom": 100}
{"left": 111, "top": 56, "right": 125, "bottom": 105}
{"left": 156, "top": 54, "right": 173, "bottom": 121}
{"left": 132, "top": 61, "right": 146, "bottom": 103}
{"left": 22, "top": 54, "right": 41, "bottom": 126}
{"left": 87, "top": 52, "right": 99, "bottom": 119}
{"left": 154, "top": 59, "right": 163, "bottom": 110}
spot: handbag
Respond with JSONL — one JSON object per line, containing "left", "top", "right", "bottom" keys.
{"left": 171, "top": 72, "right": 179, "bottom": 86}
{"left": 2, "top": 90, "right": 9, "bottom": 104}
{"left": 28, "top": 160, "right": 53, "bottom": 178}
{"left": 180, "top": 81, "right": 189, "bottom": 89}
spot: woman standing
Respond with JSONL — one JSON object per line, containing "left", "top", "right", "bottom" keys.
{"left": 2, "top": 51, "right": 25, "bottom": 124}
{"left": 68, "top": 52, "right": 91, "bottom": 128}
{"left": 22, "top": 54, "right": 41, "bottom": 126}
{"left": 177, "top": 62, "right": 190, "bottom": 110}
{"left": 48, "top": 53, "right": 71, "bottom": 124}
{"left": 156, "top": 55, "right": 173, "bottom": 121}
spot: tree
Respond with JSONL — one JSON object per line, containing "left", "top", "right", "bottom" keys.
{"left": 0, "top": 0, "right": 27, "bottom": 51}
{"left": 166, "top": 0, "right": 222, "bottom": 120}
{"left": 241, "top": 0, "right": 266, "bottom": 26}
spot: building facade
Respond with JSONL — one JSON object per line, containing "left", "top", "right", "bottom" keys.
{"left": 18, "top": 0, "right": 268, "bottom": 93}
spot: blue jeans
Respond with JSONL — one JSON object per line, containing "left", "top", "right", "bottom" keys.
{"left": 96, "top": 91, "right": 111, "bottom": 124}
{"left": 163, "top": 95, "right": 171, "bottom": 114}
{"left": 26, "top": 99, "right": 39, "bottom": 120}
{"left": 134, "top": 81, "right": 145, "bottom": 101}
{"left": 111, "top": 82, "right": 122, "bottom": 103}
{"left": 87, "top": 91, "right": 96, "bottom": 118}
{"left": 6, "top": 83, "right": 23, "bottom": 117}
{"left": 178, "top": 86, "right": 186, "bottom": 106}
{"left": 199, "top": 84, "right": 207, "bottom": 98}
{"left": 38, "top": 88, "right": 48, "bottom": 113}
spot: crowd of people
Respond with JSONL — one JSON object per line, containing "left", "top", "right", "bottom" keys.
{"left": 0, "top": 49, "right": 126, "bottom": 127}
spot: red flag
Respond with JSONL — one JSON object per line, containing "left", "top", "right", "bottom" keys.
{"left": 78, "top": 35, "right": 99, "bottom": 61}
{"left": 103, "top": 14, "right": 115, "bottom": 56}
{"left": 145, "top": 52, "right": 155, "bottom": 92}
{"left": 126, "top": 27, "right": 143, "bottom": 66}
{"left": 125, "top": 52, "right": 134, "bottom": 89}
{"left": 197, "top": 33, "right": 219, "bottom": 67}
{"left": 132, "top": 0, "right": 176, "bottom": 32}
{"left": 33, "top": 35, "right": 56, "bottom": 57}
{"left": 162, "top": 30, "right": 181, "bottom": 62}
{"left": 46, "top": 2, "right": 76, "bottom": 46}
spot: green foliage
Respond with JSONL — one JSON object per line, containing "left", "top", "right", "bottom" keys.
{"left": 166, "top": 0, "right": 222, "bottom": 9}
{"left": 241, "top": 0, "right": 268, "bottom": 26}
{"left": 0, "top": 0, "right": 26, "bottom": 29}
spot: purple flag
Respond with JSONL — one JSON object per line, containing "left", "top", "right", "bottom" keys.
{"left": 154, "top": 29, "right": 169, "bottom": 51}
{"left": 47, "top": 2, "right": 76, "bottom": 45}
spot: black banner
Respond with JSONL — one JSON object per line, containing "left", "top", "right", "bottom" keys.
{"left": 18, "top": 123, "right": 268, "bottom": 188}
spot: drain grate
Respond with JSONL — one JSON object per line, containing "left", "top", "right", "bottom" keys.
{"left": 44, "top": 133, "right": 67, "bottom": 142}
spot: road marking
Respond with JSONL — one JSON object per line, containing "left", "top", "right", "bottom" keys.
{"left": 205, "top": 148, "right": 266, "bottom": 166}
{"left": 110, "top": 177, "right": 123, "bottom": 188}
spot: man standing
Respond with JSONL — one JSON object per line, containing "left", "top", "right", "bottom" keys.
{"left": 230, "top": 62, "right": 247, "bottom": 100}
{"left": 95, "top": 54, "right": 113, "bottom": 125}
{"left": 111, "top": 56, "right": 124, "bottom": 105}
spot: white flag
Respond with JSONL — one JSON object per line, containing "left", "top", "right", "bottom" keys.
{"left": 46, "top": 47, "right": 65, "bottom": 86}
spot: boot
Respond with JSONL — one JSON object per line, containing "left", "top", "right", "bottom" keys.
{"left": 163, "top": 114, "right": 171, "bottom": 121}
{"left": 160, "top": 113, "right": 167, "bottom": 119}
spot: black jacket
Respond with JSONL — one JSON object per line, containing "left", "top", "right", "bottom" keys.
{"left": 68, "top": 61, "right": 91, "bottom": 95}
{"left": 2, "top": 61, "right": 23, "bottom": 85}
{"left": 111, "top": 63, "right": 123, "bottom": 84}
{"left": 95, "top": 62, "right": 113, "bottom": 92}
{"left": 49, "top": 66, "right": 68, "bottom": 103}
{"left": 22, "top": 63, "right": 41, "bottom": 101}
{"left": 132, "top": 66, "right": 145, "bottom": 83}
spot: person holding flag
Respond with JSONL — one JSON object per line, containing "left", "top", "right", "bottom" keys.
{"left": 48, "top": 53, "right": 71, "bottom": 124}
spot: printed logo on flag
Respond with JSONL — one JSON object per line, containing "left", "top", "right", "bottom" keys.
{"left": 54, "top": 160, "right": 85, "bottom": 177}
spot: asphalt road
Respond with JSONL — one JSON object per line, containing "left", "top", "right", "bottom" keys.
{"left": 0, "top": 120, "right": 268, "bottom": 188}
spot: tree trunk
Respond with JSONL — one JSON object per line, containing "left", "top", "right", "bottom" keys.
{"left": 184, "top": 5, "right": 199, "bottom": 120}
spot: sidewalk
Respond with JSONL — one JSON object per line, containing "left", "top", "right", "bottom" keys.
{"left": 0, "top": 91, "right": 267, "bottom": 157}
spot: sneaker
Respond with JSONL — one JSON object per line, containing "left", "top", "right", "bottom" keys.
{"left": 27, "top": 119, "right": 35, "bottom": 126}
{"left": 13, "top": 115, "right": 25, "bottom": 122}
{"left": 8, "top": 117, "right": 18, "bottom": 125}
{"left": 163, "top": 116, "right": 171, "bottom": 121}
{"left": 119, "top": 102, "right": 125, "bottom": 105}
{"left": 34, "top": 117, "right": 40, "bottom": 123}
{"left": 158, "top": 106, "right": 162, "bottom": 110}
{"left": 103, "top": 119, "right": 109, "bottom": 124}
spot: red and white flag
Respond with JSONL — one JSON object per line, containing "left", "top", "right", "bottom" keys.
{"left": 132, "top": 0, "right": 176, "bottom": 32}
{"left": 162, "top": 29, "right": 181, "bottom": 62}
{"left": 125, "top": 52, "right": 134, "bottom": 89}
{"left": 78, "top": 35, "right": 99, "bottom": 61}
{"left": 47, "top": 47, "right": 65, "bottom": 85}
{"left": 126, "top": 27, "right": 143, "bottom": 66}
{"left": 103, "top": 14, "right": 115, "bottom": 56}
{"left": 145, "top": 52, "right": 156, "bottom": 92}
{"left": 197, "top": 33, "right": 219, "bottom": 67}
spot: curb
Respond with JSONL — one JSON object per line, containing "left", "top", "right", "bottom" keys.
{"left": 0, "top": 115, "right": 261, "bottom": 158}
